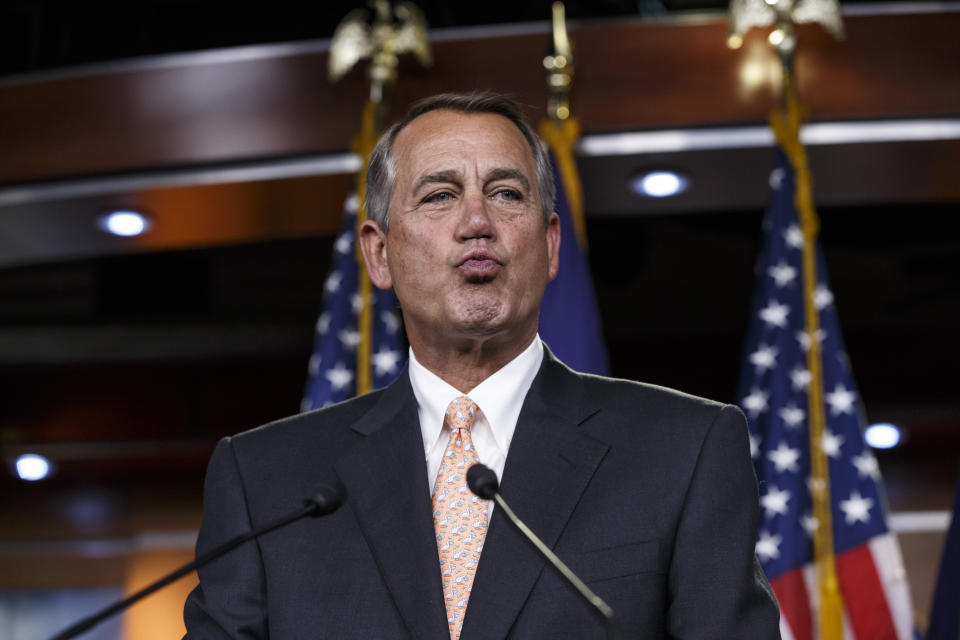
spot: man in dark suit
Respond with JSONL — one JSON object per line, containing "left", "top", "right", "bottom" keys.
{"left": 184, "top": 91, "right": 780, "bottom": 639}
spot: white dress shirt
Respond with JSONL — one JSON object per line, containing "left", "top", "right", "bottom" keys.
{"left": 408, "top": 336, "right": 544, "bottom": 515}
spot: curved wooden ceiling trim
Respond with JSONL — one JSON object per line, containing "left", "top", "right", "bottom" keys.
{"left": 1, "top": 13, "right": 958, "bottom": 185}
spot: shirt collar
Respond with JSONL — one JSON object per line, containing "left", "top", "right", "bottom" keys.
{"left": 408, "top": 335, "right": 544, "bottom": 453}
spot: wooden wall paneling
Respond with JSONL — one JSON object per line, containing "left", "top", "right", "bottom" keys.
{"left": 0, "top": 53, "right": 367, "bottom": 184}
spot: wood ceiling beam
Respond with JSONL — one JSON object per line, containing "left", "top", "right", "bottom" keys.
{"left": 1, "top": 13, "right": 958, "bottom": 186}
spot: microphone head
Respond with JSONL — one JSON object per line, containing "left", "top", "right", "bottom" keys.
{"left": 466, "top": 463, "right": 499, "bottom": 500}
{"left": 305, "top": 481, "right": 346, "bottom": 516}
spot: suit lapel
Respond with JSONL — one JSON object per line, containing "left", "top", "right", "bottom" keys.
{"left": 333, "top": 372, "right": 449, "bottom": 640}
{"left": 461, "top": 350, "right": 609, "bottom": 640}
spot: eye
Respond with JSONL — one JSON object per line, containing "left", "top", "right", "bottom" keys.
{"left": 493, "top": 189, "right": 522, "bottom": 202}
{"left": 423, "top": 191, "right": 454, "bottom": 204}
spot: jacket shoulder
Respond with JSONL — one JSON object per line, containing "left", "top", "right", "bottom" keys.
{"left": 580, "top": 370, "right": 732, "bottom": 418}
{"left": 220, "top": 388, "right": 391, "bottom": 481}
{"left": 237, "top": 389, "right": 384, "bottom": 442}
{"left": 566, "top": 369, "right": 746, "bottom": 451}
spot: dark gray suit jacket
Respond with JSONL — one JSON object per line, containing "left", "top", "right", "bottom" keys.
{"left": 183, "top": 349, "right": 780, "bottom": 639}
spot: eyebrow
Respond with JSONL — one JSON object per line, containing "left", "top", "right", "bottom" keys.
{"left": 484, "top": 168, "right": 530, "bottom": 193}
{"left": 411, "top": 167, "right": 531, "bottom": 196}
{"left": 413, "top": 170, "right": 461, "bottom": 195}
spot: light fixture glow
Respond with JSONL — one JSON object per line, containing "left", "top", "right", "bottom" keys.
{"left": 632, "top": 171, "right": 690, "bottom": 198}
{"left": 100, "top": 210, "right": 150, "bottom": 237}
{"left": 864, "top": 423, "right": 902, "bottom": 449}
{"left": 768, "top": 29, "right": 785, "bottom": 46}
{"left": 15, "top": 453, "right": 52, "bottom": 481}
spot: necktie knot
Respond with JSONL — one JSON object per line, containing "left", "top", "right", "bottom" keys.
{"left": 445, "top": 395, "right": 479, "bottom": 434}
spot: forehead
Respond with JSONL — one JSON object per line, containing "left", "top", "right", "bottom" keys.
{"left": 391, "top": 109, "right": 535, "bottom": 178}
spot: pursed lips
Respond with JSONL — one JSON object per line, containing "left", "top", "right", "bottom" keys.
{"left": 456, "top": 248, "right": 503, "bottom": 279}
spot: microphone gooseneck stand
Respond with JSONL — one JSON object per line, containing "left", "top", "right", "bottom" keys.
{"left": 466, "top": 463, "right": 623, "bottom": 640}
{"left": 49, "top": 482, "right": 346, "bottom": 640}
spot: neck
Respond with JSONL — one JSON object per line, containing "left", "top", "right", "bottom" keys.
{"left": 409, "top": 330, "right": 536, "bottom": 393}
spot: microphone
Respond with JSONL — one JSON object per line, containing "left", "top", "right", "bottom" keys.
{"left": 308, "top": 482, "right": 348, "bottom": 516}
{"left": 466, "top": 464, "right": 622, "bottom": 640}
{"left": 49, "top": 481, "right": 346, "bottom": 640}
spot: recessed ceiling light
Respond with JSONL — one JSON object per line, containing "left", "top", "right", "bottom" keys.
{"left": 631, "top": 170, "right": 690, "bottom": 198}
{"left": 15, "top": 453, "right": 53, "bottom": 481}
{"left": 864, "top": 423, "right": 902, "bottom": 449}
{"left": 99, "top": 210, "right": 150, "bottom": 237}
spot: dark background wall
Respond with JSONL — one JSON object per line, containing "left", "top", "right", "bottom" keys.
{"left": 0, "top": 1, "right": 957, "bottom": 636}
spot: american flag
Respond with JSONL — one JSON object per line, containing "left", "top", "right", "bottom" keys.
{"left": 301, "top": 193, "right": 406, "bottom": 410}
{"left": 927, "top": 468, "right": 960, "bottom": 639}
{"left": 738, "top": 149, "right": 914, "bottom": 640}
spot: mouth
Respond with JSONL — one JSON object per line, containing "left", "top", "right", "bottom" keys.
{"left": 457, "top": 249, "right": 502, "bottom": 280}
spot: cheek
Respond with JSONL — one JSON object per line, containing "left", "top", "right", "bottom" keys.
{"left": 388, "top": 229, "right": 441, "bottom": 287}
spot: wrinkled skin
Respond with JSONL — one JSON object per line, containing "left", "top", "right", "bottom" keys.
{"left": 359, "top": 109, "right": 560, "bottom": 391}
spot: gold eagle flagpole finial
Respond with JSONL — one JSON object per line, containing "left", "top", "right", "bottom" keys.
{"left": 329, "top": 0, "right": 432, "bottom": 111}
{"left": 727, "top": 0, "right": 843, "bottom": 66}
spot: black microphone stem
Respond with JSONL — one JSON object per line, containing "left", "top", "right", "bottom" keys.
{"left": 492, "top": 493, "right": 622, "bottom": 640}
{"left": 49, "top": 495, "right": 336, "bottom": 640}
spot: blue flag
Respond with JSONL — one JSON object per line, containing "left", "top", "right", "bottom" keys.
{"left": 538, "top": 152, "right": 609, "bottom": 375}
{"left": 302, "top": 193, "right": 406, "bottom": 410}
{"left": 737, "top": 149, "right": 913, "bottom": 639}
{"left": 927, "top": 467, "right": 960, "bottom": 639}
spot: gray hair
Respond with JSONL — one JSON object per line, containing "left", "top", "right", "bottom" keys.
{"left": 365, "top": 91, "right": 555, "bottom": 232}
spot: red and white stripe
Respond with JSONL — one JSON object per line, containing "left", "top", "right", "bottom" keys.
{"left": 771, "top": 533, "right": 913, "bottom": 640}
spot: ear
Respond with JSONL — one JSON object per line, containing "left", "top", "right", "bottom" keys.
{"left": 546, "top": 212, "right": 561, "bottom": 282}
{"left": 358, "top": 220, "right": 393, "bottom": 290}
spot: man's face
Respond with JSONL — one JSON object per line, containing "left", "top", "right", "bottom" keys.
{"left": 362, "top": 109, "right": 560, "bottom": 352}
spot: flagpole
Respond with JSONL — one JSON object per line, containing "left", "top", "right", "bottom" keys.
{"left": 328, "top": 0, "right": 432, "bottom": 395}
{"left": 769, "top": 59, "right": 845, "bottom": 640}
{"left": 727, "top": 0, "right": 848, "bottom": 632}
{"left": 353, "top": 100, "right": 379, "bottom": 395}
{"left": 533, "top": 2, "right": 610, "bottom": 376}
{"left": 538, "top": 2, "right": 587, "bottom": 251}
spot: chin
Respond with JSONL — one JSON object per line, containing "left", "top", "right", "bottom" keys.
{"left": 454, "top": 314, "right": 506, "bottom": 338}
{"left": 450, "top": 293, "right": 505, "bottom": 330}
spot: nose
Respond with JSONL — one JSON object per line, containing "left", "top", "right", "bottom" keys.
{"left": 456, "top": 192, "right": 494, "bottom": 242}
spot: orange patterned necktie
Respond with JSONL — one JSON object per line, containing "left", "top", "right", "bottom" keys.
{"left": 432, "top": 395, "right": 489, "bottom": 640}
